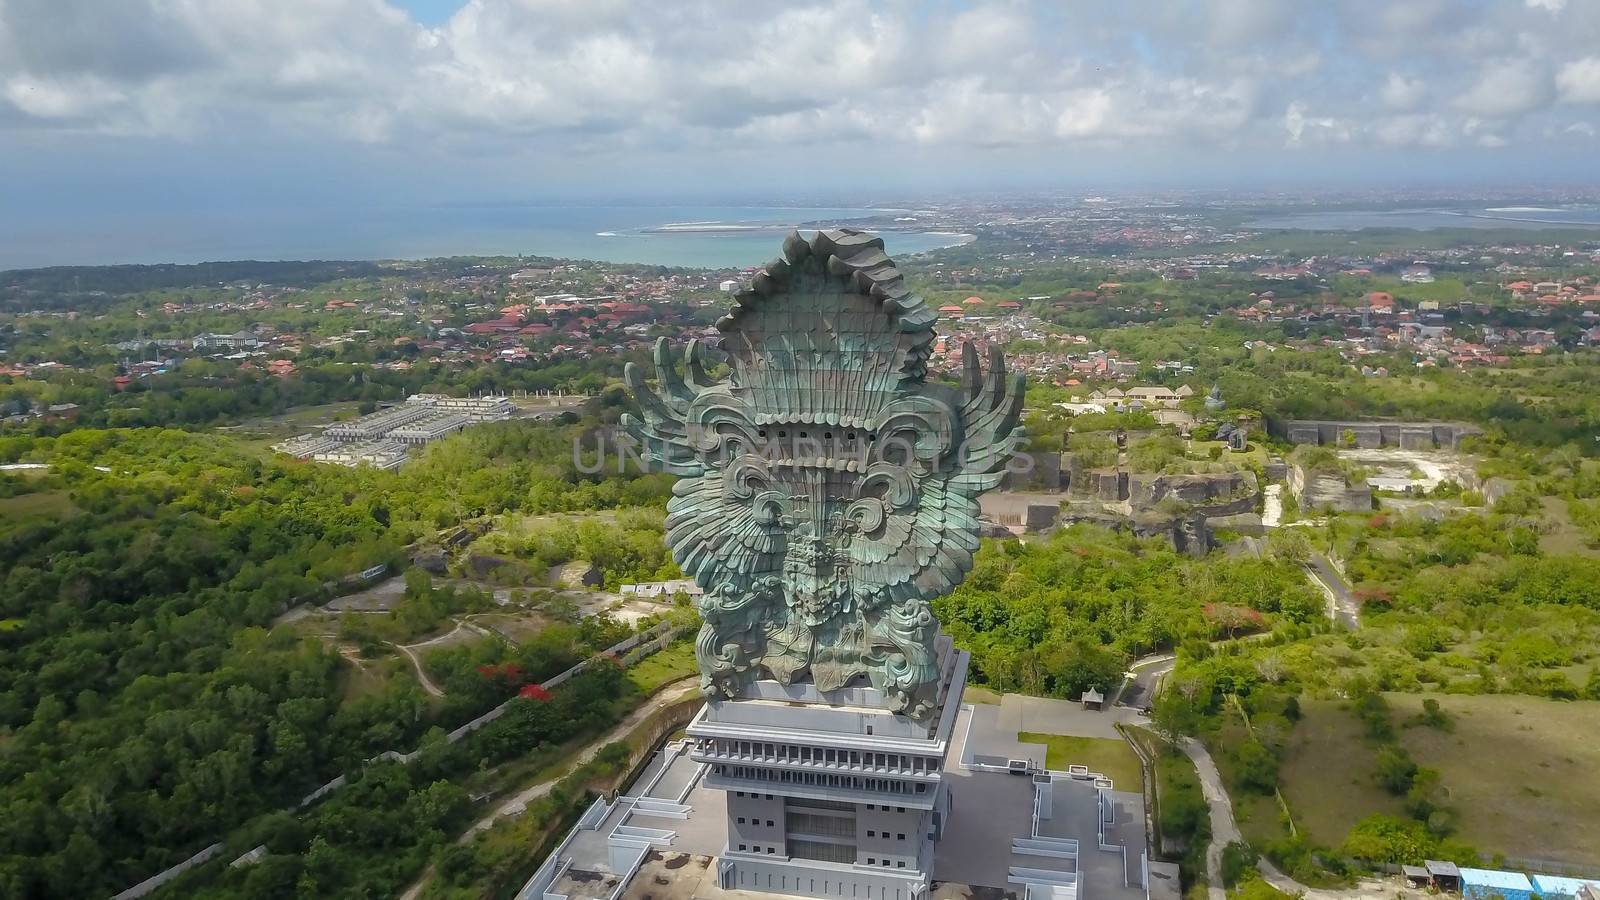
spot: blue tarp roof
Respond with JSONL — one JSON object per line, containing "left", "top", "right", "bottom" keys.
{"left": 1532, "top": 875, "right": 1600, "bottom": 897}
{"left": 1461, "top": 869, "right": 1534, "bottom": 892}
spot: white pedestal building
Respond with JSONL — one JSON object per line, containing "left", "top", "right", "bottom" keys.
{"left": 687, "top": 638, "right": 968, "bottom": 900}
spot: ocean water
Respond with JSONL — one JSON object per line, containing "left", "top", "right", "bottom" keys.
{"left": 1247, "top": 206, "right": 1600, "bottom": 231}
{"left": 0, "top": 205, "right": 972, "bottom": 271}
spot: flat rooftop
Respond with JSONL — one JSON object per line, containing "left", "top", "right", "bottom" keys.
{"left": 532, "top": 701, "right": 1161, "bottom": 900}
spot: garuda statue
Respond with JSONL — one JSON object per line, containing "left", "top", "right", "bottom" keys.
{"left": 623, "top": 229, "right": 1023, "bottom": 719}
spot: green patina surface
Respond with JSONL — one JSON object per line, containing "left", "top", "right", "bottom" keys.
{"left": 623, "top": 229, "right": 1024, "bottom": 719}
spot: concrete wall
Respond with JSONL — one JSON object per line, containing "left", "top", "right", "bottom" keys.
{"left": 722, "top": 854, "right": 925, "bottom": 900}
{"left": 1272, "top": 418, "right": 1482, "bottom": 450}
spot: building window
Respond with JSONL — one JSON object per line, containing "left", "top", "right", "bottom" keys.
{"left": 867, "top": 830, "right": 875, "bottom": 837}
{"left": 898, "top": 862, "right": 906, "bottom": 869}
{"left": 737, "top": 817, "right": 745, "bottom": 824}
{"left": 767, "top": 820, "right": 775, "bottom": 827}
{"left": 767, "top": 847, "right": 775, "bottom": 854}
{"left": 898, "top": 834, "right": 906, "bottom": 841}
{"left": 867, "top": 858, "right": 875, "bottom": 865}
{"left": 739, "top": 844, "right": 747, "bottom": 851}
{"left": 881, "top": 859, "right": 890, "bottom": 867}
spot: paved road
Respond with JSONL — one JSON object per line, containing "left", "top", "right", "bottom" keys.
{"left": 1113, "top": 653, "right": 1176, "bottom": 710}
{"left": 1306, "top": 552, "right": 1359, "bottom": 629}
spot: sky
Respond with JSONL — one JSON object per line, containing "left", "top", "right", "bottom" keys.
{"left": 5, "top": 0, "right": 1600, "bottom": 216}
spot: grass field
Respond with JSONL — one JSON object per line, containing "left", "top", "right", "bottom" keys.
{"left": 1019, "top": 732, "right": 1144, "bottom": 789}
{"left": 1275, "top": 699, "right": 1405, "bottom": 848}
{"left": 1538, "top": 496, "right": 1598, "bottom": 556}
{"left": 0, "top": 490, "right": 77, "bottom": 521}
{"left": 1391, "top": 693, "right": 1600, "bottom": 864}
{"left": 626, "top": 640, "right": 697, "bottom": 693}
{"left": 1267, "top": 694, "right": 1600, "bottom": 863}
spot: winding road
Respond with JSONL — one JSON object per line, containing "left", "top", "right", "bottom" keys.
{"left": 1305, "top": 552, "right": 1359, "bottom": 629}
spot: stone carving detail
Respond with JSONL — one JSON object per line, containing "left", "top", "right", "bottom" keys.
{"left": 623, "top": 229, "right": 1024, "bottom": 719}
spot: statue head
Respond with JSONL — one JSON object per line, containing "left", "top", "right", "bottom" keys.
{"left": 624, "top": 229, "right": 1024, "bottom": 718}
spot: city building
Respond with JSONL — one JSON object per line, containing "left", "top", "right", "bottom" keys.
{"left": 191, "top": 330, "right": 261, "bottom": 351}
{"left": 310, "top": 440, "right": 409, "bottom": 470}
{"left": 273, "top": 394, "right": 515, "bottom": 466}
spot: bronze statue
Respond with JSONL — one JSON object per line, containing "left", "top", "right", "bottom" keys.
{"left": 624, "top": 229, "right": 1023, "bottom": 719}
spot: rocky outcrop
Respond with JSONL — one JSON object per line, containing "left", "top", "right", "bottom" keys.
{"left": 411, "top": 546, "right": 449, "bottom": 575}
{"left": 1288, "top": 464, "right": 1372, "bottom": 513}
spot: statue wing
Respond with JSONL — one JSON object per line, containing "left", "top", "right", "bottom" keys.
{"left": 621, "top": 337, "right": 720, "bottom": 477}
{"left": 665, "top": 472, "right": 785, "bottom": 590}
{"left": 851, "top": 341, "right": 1025, "bottom": 601}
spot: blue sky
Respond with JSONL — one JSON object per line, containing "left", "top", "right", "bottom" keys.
{"left": 3, "top": 0, "right": 1600, "bottom": 218}
{"left": 392, "top": 0, "right": 462, "bottom": 26}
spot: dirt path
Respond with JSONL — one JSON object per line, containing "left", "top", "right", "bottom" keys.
{"left": 1262, "top": 484, "right": 1283, "bottom": 528}
{"left": 1178, "top": 737, "right": 1309, "bottom": 900}
{"left": 389, "top": 642, "right": 444, "bottom": 698}
{"left": 461, "top": 677, "right": 700, "bottom": 840}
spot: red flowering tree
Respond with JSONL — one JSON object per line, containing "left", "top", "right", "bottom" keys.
{"left": 1353, "top": 586, "right": 1394, "bottom": 610}
{"left": 476, "top": 662, "right": 528, "bottom": 691}
{"left": 518, "top": 683, "right": 552, "bottom": 702}
{"left": 1202, "top": 602, "right": 1266, "bottom": 638}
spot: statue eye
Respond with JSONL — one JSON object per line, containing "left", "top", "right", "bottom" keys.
{"left": 824, "top": 432, "right": 833, "bottom": 440}
{"left": 778, "top": 430, "right": 787, "bottom": 438}
{"left": 758, "top": 429, "right": 767, "bottom": 437}
{"left": 847, "top": 432, "right": 856, "bottom": 440}
{"left": 799, "top": 431, "right": 808, "bottom": 438}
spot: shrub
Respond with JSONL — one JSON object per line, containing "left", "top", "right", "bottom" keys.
{"left": 1221, "top": 841, "right": 1259, "bottom": 888}
{"left": 1235, "top": 738, "right": 1280, "bottom": 793}
{"left": 1375, "top": 745, "right": 1419, "bottom": 795}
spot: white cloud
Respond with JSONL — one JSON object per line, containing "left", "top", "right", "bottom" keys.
{"left": 0, "top": 0, "right": 1597, "bottom": 166}
{"left": 1454, "top": 59, "right": 1552, "bottom": 118}
{"left": 1283, "top": 101, "right": 1351, "bottom": 146}
{"left": 1379, "top": 73, "right": 1428, "bottom": 111}
{"left": 1557, "top": 57, "right": 1600, "bottom": 103}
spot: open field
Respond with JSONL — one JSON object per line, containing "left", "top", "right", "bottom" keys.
{"left": 1538, "top": 496, "right": 1597, "bottom": 556}
{"left": 626, "top": 640, "right": 697, "bottom": 693}
{"left": 1018, "top": 732, "right": 1144, "bottom": 789}
{"left": 0, "top": 490, "right": 77, "bottom": 520}
{"left": 228, "top": 400, "right": 365, "bottom": 440}
{"left": 1391, "top": 693, "right": 1600, "bottom": 864}
{"left": 1264, "top": 694, "right": 1600, "bottom": 863}
{"left": 1275, "top": 699, "right": 1404, "bottom": 848}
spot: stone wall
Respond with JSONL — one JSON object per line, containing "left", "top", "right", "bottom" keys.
{"left": 1004, "top": 451, "right": 1063, "bottom": 491}
{"left": 1273, "top": 418, "right": 1481, "bottom": 450}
